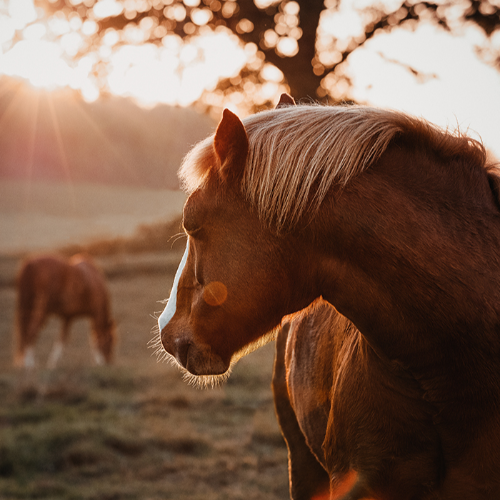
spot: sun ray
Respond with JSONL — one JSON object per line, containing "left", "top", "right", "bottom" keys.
{"left": 71, "top": 97, "right": 143, "bottom": 184}
{"left": 45, "top": 92, "right": 77, "bottom": 211}
{"left": 23, "top": 88, "right": 41, "bottom": 212}
{"left": 0, "top": 80, "right": 42, "bottom": 213}
{"left": 0, "top": 80, "right": 27, "bottom": 138}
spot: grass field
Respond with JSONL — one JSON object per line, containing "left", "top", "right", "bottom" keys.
{"left": 0, "top": 182, "right": 290, "bottom": 499}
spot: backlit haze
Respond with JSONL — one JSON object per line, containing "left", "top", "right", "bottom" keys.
{"left": 1, "top": 0, "right": 500, "bottom": 159}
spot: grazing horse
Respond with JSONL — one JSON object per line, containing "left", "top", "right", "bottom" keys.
{"left": 157, "top": 94, "right": 500, "bottom": 499}
{"left": 16, "top": 254, "right": 115, "bottom": 368}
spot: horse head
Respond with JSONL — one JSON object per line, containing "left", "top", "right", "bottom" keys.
{"left": 93, "top": 318, "right": 116, "bottom": 364}
{"left": 158, "top": 97, "right": 317, "bottom": 380}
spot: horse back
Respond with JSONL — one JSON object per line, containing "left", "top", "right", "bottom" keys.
{"left": 17, "top": 254, "right": 108, "bottom": 319}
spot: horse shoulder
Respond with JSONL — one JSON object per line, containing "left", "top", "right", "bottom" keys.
{"left": 323, "top": 333, "right": 444, "bottom": 499}
{"left": 272, "top": 318, "right": 330, "bottom": 500}
{"left": 284, "top": 305, "right": 339, "bottom": 466}
{"left": 55, "top": 256, "right": 94, "bottom": 317}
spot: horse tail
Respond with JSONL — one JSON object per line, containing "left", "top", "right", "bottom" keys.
{"left": 14, "top": 261, "right": 36, "bottom": 365}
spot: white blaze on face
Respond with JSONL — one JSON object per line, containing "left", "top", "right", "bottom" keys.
{"left": 158, "top": 240, "right": 189, "bottom": 333}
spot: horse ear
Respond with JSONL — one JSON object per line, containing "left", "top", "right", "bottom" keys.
{"left": 213, "top": 109, "right": 249, "bottom": 183}
{"left": 276, "top": 93, "right": 296, "bottom": 108}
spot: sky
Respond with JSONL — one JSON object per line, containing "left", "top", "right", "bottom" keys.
{"left": 0, "top": 0, "right": 499, "bottom": 159}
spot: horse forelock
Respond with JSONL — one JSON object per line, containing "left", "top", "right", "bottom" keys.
{"left": 179, "top": 136, "right": 216, "bottom": 193}
{"left": 179, "top": 104, "right": 487, "bottom": 233}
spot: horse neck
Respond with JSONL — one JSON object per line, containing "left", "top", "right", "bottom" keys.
{"left": 311, "top": 146, "right": 500, "bottom": 395}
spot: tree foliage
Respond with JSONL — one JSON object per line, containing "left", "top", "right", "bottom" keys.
{"left": 32, "top": 0, "right": 500, "bottom": 111}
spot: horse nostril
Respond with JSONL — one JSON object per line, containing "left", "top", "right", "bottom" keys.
{"left": 174, "top": 339, "right": 191, "bottom": 369}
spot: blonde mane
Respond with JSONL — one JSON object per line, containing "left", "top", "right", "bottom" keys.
{"left": 180, "top": 104, "right": 486, "bottom": 233}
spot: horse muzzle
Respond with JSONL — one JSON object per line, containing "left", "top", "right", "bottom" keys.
{"left": 161, "top": 327, "right": 229, "bottom": 376}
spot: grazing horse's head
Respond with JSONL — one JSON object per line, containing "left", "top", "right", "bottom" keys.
{"left": 92, "top": 318, "right": 116, "bottom": 365}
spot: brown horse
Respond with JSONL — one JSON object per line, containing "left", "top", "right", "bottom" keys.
{"left": 16, "top": 254, "right": 115, "bottom": 369}
{"left": 157, "top": 94, "right": 500, "bottom": 499}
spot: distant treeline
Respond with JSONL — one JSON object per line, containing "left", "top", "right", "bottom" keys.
{"left": 0, "top": 77, "right": 214, "bottom": 190}
{"left": 59, "top": 215, "right": 184, "bottom": 257}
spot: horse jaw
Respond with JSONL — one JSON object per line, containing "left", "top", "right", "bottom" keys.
{"left": 231, "top": 328, "right": 278, "bottom": 364}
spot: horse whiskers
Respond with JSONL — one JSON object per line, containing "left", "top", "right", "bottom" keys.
{"left": 148, "top": 334, "right": 167, "bottom": 363}
{"left": 181, "top": 368, "right": 232, "bottom": 390}
{"left": 184, "top": 329, "right": 278, "bottom": 390}
{"left": 149, "top": 310, "right": 176, "bottom": 365}
{"left": 149, "top": 344, "right": 232, "bottom": 389}
{"left": 168, "top": 232, "right": 187, "bottom": 248}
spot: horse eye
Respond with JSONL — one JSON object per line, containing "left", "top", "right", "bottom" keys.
{"left": 182, "top": 210, "right": 202, "bottom": 235}
{"left": 184, "top": 225, "right": 202, "bottom": 237}
{"left": 182, "top": 214, "right": 197, "bottom": 232}
{"left": 182, "top": 192, "right": 206, "bottom": 235}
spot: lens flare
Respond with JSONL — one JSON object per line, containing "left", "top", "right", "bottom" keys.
{"left": 203, "top": 281, "right": 227, "bottom": 306}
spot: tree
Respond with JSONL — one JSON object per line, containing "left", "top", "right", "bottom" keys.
{"left": 30, "top": 0, "right": 500, "bottom": 112}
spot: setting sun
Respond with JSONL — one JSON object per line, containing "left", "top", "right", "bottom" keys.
{"left": 0, "top": 0, "right": 254, "bottom": 107}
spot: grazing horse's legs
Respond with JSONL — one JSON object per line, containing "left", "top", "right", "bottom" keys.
{"left": 46, "top": 341, "right": 63, "bottom": 370}
{"left": 272, "top": 322, "right": 330, "bottom": 500}
{"left": 90, "top": 320, "right": 107, "bottom": 366}
{"left": 92, "top": 345, "right": 106, "bottom": 366}
{"left": 18, "top": 294, "right": 49, "bottom": 368}
{"left": 46, "top": 318, "right": 71, "bottom": 370}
